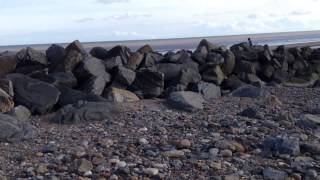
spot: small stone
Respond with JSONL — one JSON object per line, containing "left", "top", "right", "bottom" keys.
{"left": 138, "top": 138, "right": 149, "bottom": 145}
{"left": 221, "top": 149, "right": 233, "bottom": 157}
{"left": 109, "top": 174, "right": 118, "bottom": 180}
{"left": 76, "top": 159, "right": 93, "bottom": 174}
{"left": 36, "top": 164, "right": 48, "bottom": 174}
{"left": 109, "top": 158, "right": 120, "bottom": 165}
{"left": 164, "top": 150, "right": 185, "bottom": 158}
{"left": 144, "top": 168, "right": 159, "bottom": 176}
{"left": 117, "top": 161, "right": 127, "bottom": 168}
{"left": 209, "top": 148, "right": 219, "bottom": 157}
{"left": 210, "top": 161, "right": 222, "bottom": 170}
{"left": 305, "top": 169, "right": 318, "bottom": 178}
{"left": 263, "top": 167, "right": 288, "bottom": 180}
{"left": 83, "top": 171, "right": 93, "bottom": 177}
{"left": 175, "top": 139, "right": 191, "bottom": 149}
{"left": 291, "top": 173, "right": 302, "bottom": 180}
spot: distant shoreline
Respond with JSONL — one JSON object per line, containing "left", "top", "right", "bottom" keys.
{"left": 1, "top": 30, "right": 320, "bottom": 52}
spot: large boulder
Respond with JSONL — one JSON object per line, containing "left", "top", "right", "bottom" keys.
{"left": 206, "top": 52, "right": 224, "bottom": 65}
{"left": 137, "top": 44, "right": 153, "bottom": 54}
{"left": 201, "top": 65, "right": 226, "bottom": 85}
{"left": 90, "top": 47, "right": 108, "bottom": 60}
{"left": 111, "top": 66, "right": 136, "bottom": 88}
{"left": 6, "top": 73, "right": 61, "bottom": 114}
{"left": 46, "top": 44, "right": 66, "bottom": 72}
{"left": 126, "top": 52, "right": 144, "bottom": 70}
{"left": 56, "top": 85, "right": 107, "bottom": 107}
{"left": 221, "top": 50, "right": 236, "bottom": 76}
{"left": 175, "top": 68, "right": 201, "bottom": 86}
{"left": 192, "top": 81, "right": 221, "bottom": 100}
{"left": 103, "top": 87, "right": 139, "bottom": 102}
{"left": 105, "top": 45, "right": 131, "bottom": 65}
{"left": 65, "top": 40, "right": 87, "bottom": 56}
{"left": 229, "top": 85, "right": 267, "bottom": 98}
{"left": 130, "top": 69, "right": 164, "bottom": 98}
{"left": 156, "top": 63, "right": 184, "bottom": 81}
{"left": 32, "top": 72, "right": 77, "bottom": 88}
{"left": 0, "top": 113, "right": 35, "bottom": 142}
{"left": 140, "top": 52, "right": 164, "bottom": 68}
{"left": 52, "top": 101, "right": 120, "bottom": 124}
{"left": 0, "top": 52, "right": 18, "bottom": 77}
{"left": 0, "top": 88, "right": 14, "bottom": 113}
{"left": 104, "top": 56, "right": 123, "bottom": 71}
{"left": 73, "top": 57, "right": 111, "bottom": 95}
{"left": 167, "top": 91, "right": 205, "bottom": 112}
{"left": 15, "top": 47, "right": 47, "bottom": 74}
{"left": 7, "top": 105, "right": 31, "bottom": 123}
{"left": 0, "top": 79, "right": 14, "bottom": 97}
{"left": 222, "top": 75, "right": 246, "bottom": 90}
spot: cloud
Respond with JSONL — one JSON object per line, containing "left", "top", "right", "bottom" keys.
{"left": 97, "top": 0, "right": 130, "bottom": 4}
{"left": 75, "top": 17, "right": 95, "bottom": 23}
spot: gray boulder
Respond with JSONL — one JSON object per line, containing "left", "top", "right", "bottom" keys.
{"left": 263, "top": 136, "right": 300, "bottom": 156}
{"left": 191, "top": 81, "right": 221, "bottom": 100}
{"left": 0, "top": 52, "right": 18, "bottom": 77}
{"left": 111, "top": 66, "right": 136, "bottom": 88}
{"left": 7, "top": 105, "right": 31, "bottom": 122}
{"left": 46, "top": 44, "right": 66, "bottom": 72}
{"left": 105, "top": 45, "right": 131, "bottom": 65}
{"left": 7, "top": 73, "right": 61, "bottom": 114}
{"left": 168, "top": 91, "right": 205, "bottom": 112}
{"left": 0, "top": 88, "right": 14, "bottom": 113}
{"left": 201, "top": 65, "right": 226, "bottom": 85}
{"left": 229, "top": 85, "right": 267, "bottom": 98}
{"left": 104, "top": 56, "right": 123, "bottom": 71}
{"left": 90, "top": 47, "right": 108, "bottom": 60}
{"left": 52, "top": 101, "right": 119, "bottom": 124}
{"left": 126, "top": 52, "right": 144, "bottom": 70}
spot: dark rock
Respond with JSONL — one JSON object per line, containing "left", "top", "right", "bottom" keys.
{"left": 301, "top": 141, "right": 320, "bottom": 155}
{"left": 7, "top": 73, "right": 60, "bottom": 114}
{"left": 236, "top": 60, "right": 257, "bottom": 74}
{"left": 176, "top": 68, "right": 201, "bottom": 86}
{"left": 48, "top": 72, "right": 77, "bottom": 88}
{"left": 0, "top": 113, "right": 35, "bottom": 142}
{"left": 73, "top": 57, "right": 111, "bottom": 95}
{"left": 140, "top": 52, "right": 164, "bottom": 68}
{"left": 105, "top": 45, "right": 131, "bottom": 65}
{"left": 230, "top": 85, "right": 267, "bottom": 98}
{"left": 111, "top": 66, "right": 136, "bottom": 88}
{"left": 238, "top": 73, "right": 264, "bottom": 87}
{"left": 221, "top": 50, "right": 235, "bottom": 76}
{"left": 130, "top": 69, "right": 164, "bottom": 98}
{"left": 16, "top": 47, "right": 48, "bottom": 66}
{"left": 52, "top": 49, "right": 84, "bottom": 72}
{"left": 46, "top": 44, "right": 66, "bottom": 72}
{"left": 197, "top": 39, "right": 218, "bottom": 52}
{"left": 206, "top": 52, "right": 224, "bottom": 65}
{"left": 156, "top": 63, "right": 184, "bottom": 81}
{"left": 0, "top": 79, "right": 14, "bottom": 97}
{"left": 56, "top": 85, "right": 107, "bottom": 107}
{"left": 126, "top": 52, "right": 144, "bottom": 70}
{"left": 167, "top": 91, "right": 205, "bottom": 112}
{"left": 201, "top": 65, "right": 226, "bottom": 85}
{"left": 263, "top": 136, "right": 300, "bottom": 156}
{"left": 7, "top": 105, "right": 31, "bottom": 122}
{"left": 0, "top": 88, "right": 14, "bottom": 113}
{"left": 65, "top": 40, "right": 87, "bottom": 55}
{"left": 238, "top": 107, "right": 258, "bottom": 118}
{"left": 104, "top": 56, "right": 123, "bottom": 71}
{"left": 0, "top": 52, "right": 18, "bottom": 77}
{"left": 263, "top": 167, "right": 288, "bottom": 180}
{"left": 261, "top": 64, "right": 275, "bottom": 80}
{"left": 163, "top": 50, "right": 192, "bottom": 64}
{"left": 311, "top": 48, "right": 320, "bottom": 60}
{"left": 191, "top": 81, "right": 221, "bottom": 100}
{"left": 90, "top": 47, "right": 108, "bottom": 60}
{"left": 52, "top": 101, "right": 119, "bottom": 124}
{"left": 272, "top": 70, "right": 289, "bottom": 83}
{"left": 222, "top": 75, "right": 246, "bottom": 90}
{"left": 137, "top": 44, "right": 153, "bottom": 54}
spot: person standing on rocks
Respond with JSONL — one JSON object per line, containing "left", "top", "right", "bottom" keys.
{"left": 248, "top": 37, "right": 253, "bottom": 46}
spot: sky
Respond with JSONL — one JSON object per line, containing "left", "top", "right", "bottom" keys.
{"left": 0, "top": 0, "right": 320, "bottom": 45}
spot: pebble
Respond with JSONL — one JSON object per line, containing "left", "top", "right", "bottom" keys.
{"left": 209, "top": 148, "right": 220, "bottom": 157}
{"left": 143, "top": 168, "right": 159, "bottom": 176}
{"left": 76, "top": 159, "right": 93, "bottom": 174}
{"left": 164, "top": 150, "right": 185, "bottom": 158}
{"left": 109, "top": 174, "right": 118, "bottom": 180}
{"left": 175, "top": 139, "right": 192, "bottom": 149}
{"left": 138, "top": 138, "right": 149, "bottom": 145}
{"left": 210, "top": 161, "right": 222, "bottom": 170}
{"left": 221, "top": 150, "right": 233, "bottom": 157}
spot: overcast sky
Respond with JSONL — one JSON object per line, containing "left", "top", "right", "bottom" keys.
{"left": 0, "top": 0, "right": 320, "bottom": 45}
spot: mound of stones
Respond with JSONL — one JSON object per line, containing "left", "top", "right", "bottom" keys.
{"left": 0, "top": 39, "right": 320, "bottom": 141}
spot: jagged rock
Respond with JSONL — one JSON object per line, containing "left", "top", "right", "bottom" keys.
{"left": 104, "top": 87, "right": 139, "bottom": 102}
{"left": 192, "top": 46, "right": 208, "bottom": 65}
{"left": 221, "top": 50, "right": 235, "bottom": 75}
{"left": 111, "top": 66, "right": 136, "bottom": 88}
{"left": 311, "top": 48, "right": 320, "bottom": 60}
{"left": 261, "top": 64, "right": 275, "bottom": 80}
{"left": 156, "top": 63, "right": 184, "bottom": 81}
{"left": 0, "top": 88, "right": 14, "bottom": 113}
{"left": 7, "top": 73, "right": 60, "bottom": 114}
{"left": 32, "top": 72, "right": 77, "bottom": 88}
{"left": 163, "top": 50, "right": 192, "bottom": 64}
{"left": 301, "top": 141, "right": 320, "bottom": 155}
{"left": 176, "top": 68, "right": 201, "bottom": 86}
{"left": 167, "top": 91, "right": 205, "bottom": 112}
{"left": 222, "top": 75, "right": 246, "bottom": 90}
{"left": 263, "top": 136, "right": 300, "bottom": 156}
{"left": 272, "top": 70, "right": 289, "bottom": 83}
{"left": 126, "top": 52, "right": 144, "bottom": 70}
{"left": 52, "top": 101, "right": 119, "bottom": 124}
{"left": 229, "top": 85, "right": 267, "bottom": 98}
{"left": 16, "top": 47, "right": 48, "bottom": 66}
{"left": 0, "top": 113, "right": 35, "bottom": 142}
{"left": 197, "top": 39, "right": 218, "bottom": 52}
{"left": 236, "top": 60, "right": 258, "bottom": 74}
{"left": 0, "top": 79, "right": 14, "bottom": 97}
{"left": 202, "top": 65, "right": 226, "bottom": 85}
{"left": 7, "top": 105, "right": 31, "bottom": 122}
{"left": 238, "top": 107, "right": 258, "bottom": 118}
{"left": 46, "top": 44, "right": 66, "bottom": 72}
{"left": 104, "top": 56, "right": 123, "bottom": 71}
{"left": 137, "top": 44, "right": 153, "bottom": 54}
{"left": 263, "top": 167, "right": 288, "bottom": 180}
{"left": 73, "top": 57, "right": 111, "bottom": 95}
{"left": 191, "top": 81, "right": 221, "bottom": 100}
{"left": 52, "top": 49, "right": 83, "bottom": 72}
{"left": 56, "top": 85, "right": 107, "bottom": 107}
{"left": 238, "top": 73, "right": 264, "bottom": 87}
{"left": 140, "top": 52, "right": 163, "bottom": 69}
{"left": 206, "top": 52, "right": 224, "bottom": 65}
{"left": 0, "top": 52, "right": 17, "bottom": 77}
{"left": 302, "top": 114, "right": 320, "bottom": 125}
{"left": 130, "top": 69, "right": 164, "bottom": 98}
{"left": 105, "top": 45, "right": 131, "bottom": 65}
{"left": 90, "top": 47, "right": 108, "bottom": 60}
{"left": 65, "top": 40, "right": 87, "bottom": 55}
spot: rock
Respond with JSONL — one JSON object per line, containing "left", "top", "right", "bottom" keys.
{"left": 221, "top": 50, "right": 236, "bottom": 75}
{"left": 143, "top": 168, "right": 159, "bottom": 176}
{"left": 74, "top": 159, "right": 93, "bottom": 174}
{"left": 202, "top": 65, "right": 226, "bottom": 85}
{"left": 103, "top": 87, "right": 139, "bottom": 103}
{"left": 206, "top": 52, "right": 224, "bottom": 65}
{"left": 138, "top": 138, "right": 149, "bottom": 145}
{"left": 36, "top": 164, "right": 48, "bottom": 174}
{"left": 53, "top": 49, "right": 83, "bottom": 72}
{"left": 164, "top": 150, "right": 185, "bottom": 158}
{"left": 263, "top": 136, "right": 300, "bottom": 156}
{"left": 46, "top": 44, "right": 66, "bottom": 72}
{"left": 137, "top": 44, "right": 153, "bottom": 54}
{"left": 263, "top": 167, "right": 288, "bottom": 180}
{"left": 301, "top": 141, "right": 320, "bottom": 155}
{"left": 229, "top": 85, "right": 267, "bottom": 98}
{"left": 52, "top": 101, "right": 119, "bottom": 124}
{"left": 140, "top": 52, "right": 163, "bottom": 68}
{"left": 65, "top": 40, "right": 87, "bottom": 55}
{"left": 105, "top": 45, "right": 131, "bottom": 65}
{"left": 90, "top": 47, "right": 108, "bottom": 60}
{"left": 7, "top": 73, "right": 60, "bottom": 114}
{"left": 7, "top": 105, "right": 31, "bottom": 122}
{"left": 56, "top": 85, "right": 107, "bottom": 106}
{"left": 73, "top": 56, "right": 111, "bottom": 95}
{"left": 130, "top": 68, "right": 164, "bottom": 98}
{"left": 222, "top": 75, "right": 246, "bottom": 90}
{"left": 191, "top": 81, "right": 221, "bottom": 100}
{"left": 197, "top": 39, "right": 218, "bottom": 52}
{"left": 174, "top": 139, "right": 192, "bottom": 149}
{"left": 305, "top": 169, "right": 318, "bottom": 179}
{"left": 16, "top": 47, "right": 48, "bottom": 66}
{"left": 48, "top": 72, "right": 77, "bottom": 88}
{"left": 236, "top": 60, "right": 257, "bottom": 74}
{"left": 104, "top": 56, "right": 123, "bottom": 71}
{"left": 0, "top": 53, "right": 18, "bottom": 77}
{"left": 209, "top": 148, "right": 219, "bottom": 157}
{"left": 302, "top": 114, "right": 320, "bottom": 125}
{"left": 221, "top": 149, "right": 233, "bottom": 157}
{"left": 0, "top": 79, "right": 14, "bottom": 97}
{"left": 167, "top": 91, "right": 205, "bottom": 112}
{"left": 111, "top": 66, "right": 136, "bottom": 88}
{"left": 0, "top": 88, "right": 14, "bottom": 113}
{"left": 238, "top": 107, "right": 258, "bottom": 118}
{"left": 0, "top": 113, "right": 35, "bottom": 142}
{"left": 126, "top": 52, "right": 144, "bottom": 70}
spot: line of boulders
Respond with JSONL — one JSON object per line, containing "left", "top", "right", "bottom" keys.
{"left": 0, "top": 39, "right": 319, "bottom": 140}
